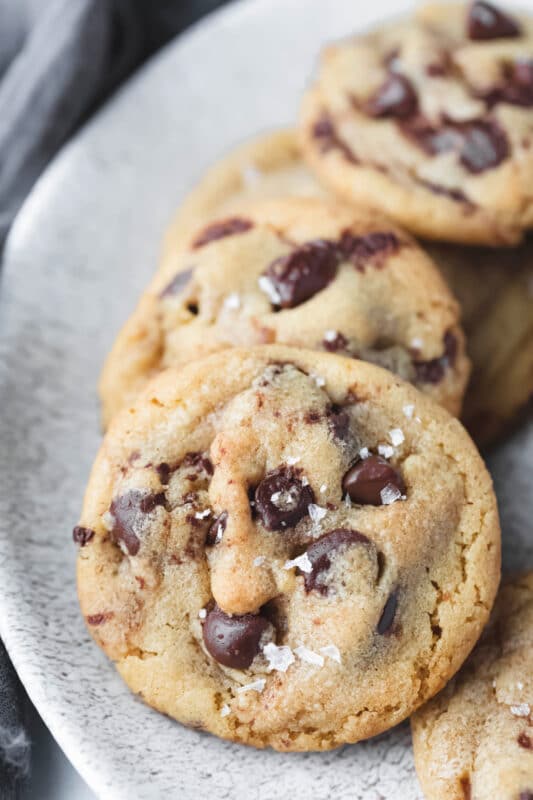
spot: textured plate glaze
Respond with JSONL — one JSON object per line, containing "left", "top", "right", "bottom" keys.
{"left": 0, "top": 0, "right": 532, "bottom": 797}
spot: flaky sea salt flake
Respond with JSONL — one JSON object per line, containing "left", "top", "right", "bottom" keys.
{"left": 389, "top": 428, "right": 404, "bottom": 447}
{"left": 258, "top": 275, "right": 281, "bottom": 305}
{"left": 284, "top": 553, "right": 313, "bottom": 573}
{"left": 194, "top": 508, "right": 212, "bottom": 520}
{"left": 286, "top": 455, "right": 301, "bottom": 466}
{"left": 198, "top": 608, "right": 207, "bottom": 620}
{"left": 319, "top": 645, "right": 341, "bottom": 664}
{"left": 294, "top": 646, "right": 324, "bottom": 667}
{"left": 510, "top": 703, "right": 530, "bottom": 717}
{"left": 263, "top": 643, "right": 295, "bottom": 673}
{"left": 380, "top": 484, "right": 403, "bottom": 505}
{"left": 220, "top": 704, "right": 231, "bottom": 717}
{"left": 224, "top": 292, "right": 241, "bottom": 310}
{"left": 236, "top": 679, "right": 266, "bottom": 694}
{"left": 358, "top": 447, "right": 370, "bottom": 459}
{"left": 378, "top": 444, "right": 394, "bottom": 459}
{"left": 101, "top": 511, "right": 115, "bottom": 531}
{"left": 403, "top": 404, "right": 414, "bottom": 419}
{"left": 253, "top": 556, "right": 266, "bottom": 567}
{"left": 308, "top": 503, "right": 327, "bottom": 524}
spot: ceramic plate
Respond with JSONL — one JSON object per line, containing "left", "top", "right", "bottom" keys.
{"left": 0, "top": 0, "right": 532, "bottom": 797}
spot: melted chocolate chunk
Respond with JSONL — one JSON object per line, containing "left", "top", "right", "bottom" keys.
{"left": 109, "top": 490, "right": 165, "bottom": 556}
{"left": 366, "top": 74, "right": 418, "bottom": 119}
{"left": 323, "top": 331, "right": 348, "bottom": 352}
{"left": 206, "top": 511, "right": 228, "bottom": 546}
{"left": 255, "top": 467, "right": 314, "bottom": 531}
{"left": 72, "top": 526, "right": 95, "bottom": 546}
{"left": 303, "top": 529, "right": 370, "bottom": 594}
{"left": 414, "top": 331, "right": 458, "bottom": 385}
{"left": 519, "top": 793, "right": 533, "bottom": 800}
{"left": 159, "top": 268, "right": 193, "bottom": 298}
{"left": 339, "top": 231, "right": 400, "bottom": 270}
{"left": 401, "top": 117, "right": 509, "bottom": 173}
{"left": 459, "top": 120, "right": 509, "bottom": 173}
{"left": 262, "top": 240, "right": 339, "bottom": 309}
{"left": 182, "top": 451, "right": 214, "bottom": 476}
{"left": 518, "top": 732, "right": 532, "bottom": 750}
{"left": 416, "top": 178, "right": 470, "bottom": 204}
{"left": 156, "top": 463, "right": 172, "bottom": 485}
{"left": 483, "top": 60, "right": 533, "bottom": 108}
{"left": 377, "top": 590, "right": 398, "bottom": 634}
{"left": 342, "top": 455, "right": 405, "bottom": 506}
{"left": 311, "top": 114, "right": 359, "bottom": 163}
{"left": 86, "top": 612, "right": 113, "bottom": 626}
{"left": 202, "top": 607, "right": 270, "bottom": 669}
{"left": 192, "top": 218, "right": 253, "bottom": 249}
{"left": 327, "top": 404, "right": 351, "bottom": 440}
{"left": 467, "top": 1, "right": 521, "bottom": 40}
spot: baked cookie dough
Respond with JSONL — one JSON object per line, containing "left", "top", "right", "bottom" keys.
{"left": 100, "top": 197, "right": 469, "bottom": 426}
{"left": 300, "top": 1, "right": 533, "bottom": 245}
{"left": 77, "top": 347, "right": 500, "bottom": 751}
{"left": 427, "top": 240, "right": 533, "bottom": 446}
{"left": 412, "top": 572, "right": 533, "bottom": 800}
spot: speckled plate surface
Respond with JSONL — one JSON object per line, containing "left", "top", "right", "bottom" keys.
{"left": 0, "top": 0, "right": 532, "bottom": 797}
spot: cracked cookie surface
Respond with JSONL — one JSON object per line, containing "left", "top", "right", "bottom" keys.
{"left": 78, "top": 346, "right": 500, "bottom": 750}
{"left": 300, "top": 1, "right": 533, "bottom": 245}
{"left": 100, "top": 196, "right": 469, "bottom": 426}
{"left": 412, "top": 572, "right": 533, "bottom": 800}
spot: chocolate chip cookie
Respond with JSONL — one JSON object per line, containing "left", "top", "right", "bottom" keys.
{"left": 427, "top": 240, "right": 533, "bottom": 446}
{"left": 158, "top": 128, "right": 532, "bottom": 446}
{"left": 77, "top": 346, "right": 500, "bottom": 751}
{"left": 300, "top": 1, "right": 533, "bottom": 245}
{"left": 412, "top": 572, "right": 533, "bottom": 800}
{"left": 100, "top": 196, "right": 469, "bottom": 426}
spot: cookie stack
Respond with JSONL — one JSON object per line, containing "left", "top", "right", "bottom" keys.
{"left": 74, "top": 2, "right": 533, "bottom": 797}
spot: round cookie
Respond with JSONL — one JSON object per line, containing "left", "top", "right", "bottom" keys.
{"left": 427, "top": 240, "right": 533, "bottom": 446}
{"left": 300, "top": 1, "right": 533, "bottom": 245}
{"left": 100, "top": 196, "right": 469, "bottom": 426}
{"left": 77, "top": 346, "right": 500, "bottom": 751}
{"left": 157, "top": 128, "right": 532, "bottom": 446}
{"left": 411, "top": 573, "right": 533, "bottom": 800}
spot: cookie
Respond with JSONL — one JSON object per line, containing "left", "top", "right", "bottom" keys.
{"left": 300, "top": 1, "right": 533, "bottom": 245}
{"left": 157, "top": 128, "right": 532, "bottom": 446}
{"left": 427, "top": 240, "right": 533, "bottom": 446}
{"left": 77, "top": 346, "right": 500, "bottom": 751}
{"left": 411, "top": 573, "right": 533, "bottom": 800}
{"left": 100, "top": 196, "right": 469, "bottom": 426}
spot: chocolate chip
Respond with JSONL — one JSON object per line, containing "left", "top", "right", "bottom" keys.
{"left": 377, "top": 591, "right": 398, "bottom": 634}
{"left": 261, "top": 240, "right": 339, "bottom": 309}
{"left": 366, "top": 74, "right": 418, "bottom": 119}
{"left": 159, "top": 268, "right": 193, "bottom": 298}
{"left": 414, "top": 331, "right": 458, "bottom": 384}
{"left": 255, "top": 467, "right": 315, "bottom": 531}
{"left": 401, "top": 117, "right": 509, "bottom": 173}
{"left": 323, "top": 331, "right": 348, "bottom": 352}
{"left": 327, "top": 404, "right": 351, "bottom": 441}
{"left": 342, "top": 455, "right": 405, "bottom": 506}
{"left": 202, "top": 606, "right": 270, "bottom": 669}
{"left": 339, "top": 230, "right": 400, "bottom": 270}
{"left": 467, "top": 1, "right": 520, "bottom": 40}
{"left": 459, "top": 120, "right": 509, "bottom": 173}
{"left": 483, "top": 60, "right": 533, "bottom": 108}
{"left": 518, "top": 732, "right": 532, "bottom": 750}
{"left": 311, "top": 114, "right": 359, "bottom": 163}
{"left": 182, "top": 451, "right": 214, "bottom": 476}
{"left": 415, "top": 178, "right": 470, "bottom": 204}
{"left": 86, "top": 612, "right": 114, "bottom": 626}
{"left": 156, "top": 463, "right": 172, "bottom": 485}
{"left": 303, "top": 529, "right": 371, "bottom": 594}
{"left": 206, "top": 511, "right": 227, "bottom": 546}
{"left": 109, "top": 490, "right": 166, "bottom": 556}
{"left": 72, "top": 526, "right": 95, "bottom": 546}
{"left": 191, "top": 218, "right": 253, "bottom": 249}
